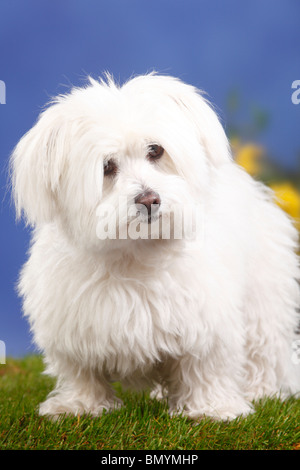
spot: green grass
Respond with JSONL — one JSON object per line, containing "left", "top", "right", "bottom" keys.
{"left": 0, "top": 356, "right": 299, "bottom": 450}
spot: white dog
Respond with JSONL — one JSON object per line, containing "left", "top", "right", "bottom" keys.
{"left": 11, "top": 73, "right": 300, "bottom": 421}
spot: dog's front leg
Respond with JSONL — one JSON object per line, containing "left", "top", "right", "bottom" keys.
{"left": 39, "top": 363, "right": 122, "bottom": 419}
{"left": 163, "top": 351, "right": 253, "bottom": 422}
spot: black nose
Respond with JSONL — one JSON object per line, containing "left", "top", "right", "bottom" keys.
{"left": 134, "top": 190, "right": 161, "bottom": 216}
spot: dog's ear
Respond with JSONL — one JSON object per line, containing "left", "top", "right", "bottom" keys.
{"left": 10, "top": 104, "right": 69, "bottom": 225}
{"left": 140, "top": 75, "right": 232, "bottom": 167}
{"left": 132, "top": 74, "right": 232, "bottom": 167}
{"left": 169, "top": 81, "right": 232, "bottom": 167}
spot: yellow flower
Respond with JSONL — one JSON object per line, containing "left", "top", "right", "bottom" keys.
{"left": 270, "top": 182, "right": 300, "bottom": 226}
{"left": 234, "top": 143, "right": 264, "bottom": 176}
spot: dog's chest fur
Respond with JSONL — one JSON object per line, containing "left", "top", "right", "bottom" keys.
{"left": 79, "top": 250, "right": 203, "bottom": 377}
{"left": 22, "top": 228, "right": 203, "bottom": 378}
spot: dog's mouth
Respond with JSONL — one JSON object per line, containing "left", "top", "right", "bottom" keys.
{"left": 136, "top": 208, "right": 162, "bottom": 225}
{"left": 148, "top": 213, "right": 161, "bottom": 224}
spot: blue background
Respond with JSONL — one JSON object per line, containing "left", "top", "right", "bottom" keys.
{"left": 1, "top": 0, "right": 300, "bottom": 357}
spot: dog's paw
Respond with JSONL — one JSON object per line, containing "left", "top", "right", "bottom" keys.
{"left": 150, "top": 384, "right": 167, "bottom": 402}
{"left": 170, "top": 400, "right": 254, "bottom": 422}
{"left": 39, "top": 395, "right": 123, "bottom": 419}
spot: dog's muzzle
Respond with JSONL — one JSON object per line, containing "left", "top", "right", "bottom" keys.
{"left": 134, "top": 190, "right": 161, "bottom": 223}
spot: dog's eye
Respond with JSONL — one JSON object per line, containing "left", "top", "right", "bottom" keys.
{"left": 103, "top": 159, "right": 118, "bottom": 177}
{"left": 147, "top": 144, "right": 164, "bottom": 161}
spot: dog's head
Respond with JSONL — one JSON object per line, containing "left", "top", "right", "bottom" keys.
{"left": 10, "top": 73, "right": 232, "bottom": 250}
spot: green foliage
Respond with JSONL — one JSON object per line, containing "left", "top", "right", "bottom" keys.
{"left": 0, "top": 356, "right": 299, "bottom": 450}
{"left": 226, "top": 88, "right": 270, "bottom": 142}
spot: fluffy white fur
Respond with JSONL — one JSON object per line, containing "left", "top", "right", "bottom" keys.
{"left": 11, "top": 73, "right": 300, "bottom": 421}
